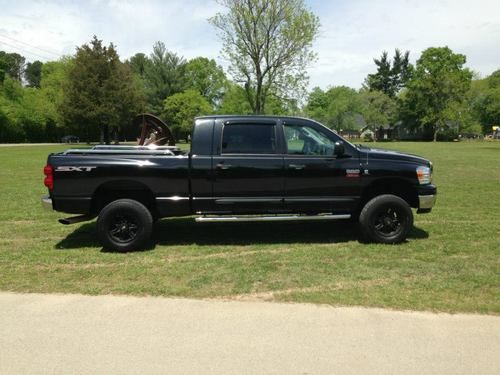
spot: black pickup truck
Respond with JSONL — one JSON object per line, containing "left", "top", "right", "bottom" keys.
{"left": 42, "top": 116, "right": 436, "bottom": 251}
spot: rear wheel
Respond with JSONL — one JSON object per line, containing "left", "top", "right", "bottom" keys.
{"left": 97, "top": 199, "right": 153, "bottom": 252}
{"left": 359, "top": 194, "right": 413, "bottom": 244}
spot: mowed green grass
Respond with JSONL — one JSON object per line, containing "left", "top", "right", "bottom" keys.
{"left": 0, "top": 142, "right": 498, "bottom": 313}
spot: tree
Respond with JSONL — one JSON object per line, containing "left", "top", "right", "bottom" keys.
{"left": 218, "top": 82, "right": 253, "bottom": 114}
{"left": 402, "top": 47, "right": 473, "bottom": 141}
{"left": 359, "top": 89, "right": 397, "bottom": 129}
{"left": 472, "top": 69, "right": 500, "bottom": 134}
{"left": 210, "top": 0, "right": 320, "bottom": 114}
{"left": 127, "top": 53, "right": 150, "bottom": 78}
{"left": 62, "top": 36, "right": 143, "bottom": 143}
{"left": 365, "top": 49, "right": 413, "bottom": 97}
{"left": 305, "top": 86, "right": 362, "bottom": 130}
{"left": 41, "top": 58, "right": 73, "bottom": 127}
{"left": 185, "top": 57, "right": 227, "bottom": 109}
{"left": 0, "top": 75, "right": 59, "bottom": 142}
{"left": 25, "top": 60, "right": 43, "bottom": 87}
{"left": 0, "top": 51, "right": 25, "bottom": 82}
{"left": 0, "top": 54, "right": 7, "bottom": 83}
{"left": 0, "top": 77, "right": 25, "bottom": 141}
{"left": 144, "top": 42, "right": 187, "bottom": 114}
{"left": 163, "top": 89, "right": 212, "bottom": 139}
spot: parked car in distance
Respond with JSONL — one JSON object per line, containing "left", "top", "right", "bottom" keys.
{"left": 61, "top": 135, "right": 79, "bottom": 143}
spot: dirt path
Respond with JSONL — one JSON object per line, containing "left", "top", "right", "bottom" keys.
{"left": 1, "top": 292, "right": 499, "bottom": 374}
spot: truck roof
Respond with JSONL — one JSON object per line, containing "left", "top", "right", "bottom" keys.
{"left": 195, "top": 115, "right": 315, "bottom": 122}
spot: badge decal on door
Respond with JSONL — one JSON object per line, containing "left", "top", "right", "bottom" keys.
{"left": 345, "top": 169, "right": 361, "bottom": 178}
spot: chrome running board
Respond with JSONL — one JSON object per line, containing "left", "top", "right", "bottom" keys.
{"left": 195, "top": 214, "right": 351, "bottom": 223}
{"left": 59, "top": 214, "right": 96, "bottom": 225}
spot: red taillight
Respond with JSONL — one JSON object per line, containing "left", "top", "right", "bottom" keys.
{"left": 43, "top": 164, "right": 54, "bottom": 190}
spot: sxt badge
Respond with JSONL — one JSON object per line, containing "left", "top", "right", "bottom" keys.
{"left": 56, "top": 166, "right": 96, "bottom": 172}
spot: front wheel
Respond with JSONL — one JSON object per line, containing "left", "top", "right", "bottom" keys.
{"left": 359, "top": 194, "right": 413, "bottom": 244}
{"left": 97, "top": 199, "right": 153, "bottom": 252}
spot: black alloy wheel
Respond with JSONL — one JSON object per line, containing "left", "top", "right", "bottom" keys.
{"left": 108, "top": 213, "right": 139, "bottom": 243}
{"left": 373, "top": 206, "right": 403, "bottom": 238}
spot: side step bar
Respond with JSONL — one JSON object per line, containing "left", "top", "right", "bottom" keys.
{"left": 59, "top": 214, "right": 96, "bottom": 225}
{"left": 195, "top": 214, "right": 351, "bottom": 223}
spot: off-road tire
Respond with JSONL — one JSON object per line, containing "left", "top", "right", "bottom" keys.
{"left": 97, "top": 199, "right": 153, "bottom": 252}
{"left": 359, "top": 194, "right": 413, "bottom": 244}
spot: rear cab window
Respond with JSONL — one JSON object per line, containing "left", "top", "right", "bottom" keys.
{"left": 221, "top": 123, "right": 277, "bottom": 154}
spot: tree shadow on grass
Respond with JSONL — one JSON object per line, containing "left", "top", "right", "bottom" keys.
{"left": 55, "top": 217, "right": 428, "bottom": 251}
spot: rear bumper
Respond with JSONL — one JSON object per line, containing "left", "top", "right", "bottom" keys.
{"left": 41, "top": 195, "right": 53, "bottom": 211}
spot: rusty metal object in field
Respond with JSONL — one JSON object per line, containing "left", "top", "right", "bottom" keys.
{"left": 134, "top": 113, "right": 175, "bottom": 146}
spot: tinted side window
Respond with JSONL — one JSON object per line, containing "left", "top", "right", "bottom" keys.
{"left": 222, "top": 124, "right": 276, "bottom": 154}
{"left": 284, "top": 124, "right": 336, "bottom": 156}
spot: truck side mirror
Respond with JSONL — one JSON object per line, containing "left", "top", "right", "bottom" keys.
{"left": 334, "top": 141, "right": 345, "bottom": 157}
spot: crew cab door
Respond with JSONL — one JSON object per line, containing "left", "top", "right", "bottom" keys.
{"left": 211, "top": 119, "right": 284, "bottom": 213}
{"left": 282, "top": 120, "right": 360, "bottom": 213}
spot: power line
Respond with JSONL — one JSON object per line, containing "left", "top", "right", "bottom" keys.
{"left": 0, "top": 40, "right": 56, "bottom": 61}
{"left": 0, "top": 34, "right": 61, "bottom": 57}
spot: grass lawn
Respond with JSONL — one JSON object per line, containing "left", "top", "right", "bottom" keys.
{"left": 0, "top": 141, "right": 498, "bottom": 314}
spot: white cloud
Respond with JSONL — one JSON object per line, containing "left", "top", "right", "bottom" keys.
{"left": 308, "top": 0, "right": 500, "bottom": 88}
{"left": 0, "top": 0, "right": 499, "bottom": 89}
{"left": 0, "top": 0, "right": 223, "bottom": 61}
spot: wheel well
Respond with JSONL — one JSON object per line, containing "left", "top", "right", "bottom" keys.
{"left": 91, "top": 181, "right": 155, "bottom": 215}
{"left": 360, "top": 178, "right": 418, "bottom": 210}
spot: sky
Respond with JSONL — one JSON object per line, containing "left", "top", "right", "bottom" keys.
{"left": 0, "top": 0, "right": 499, "bottom": 89}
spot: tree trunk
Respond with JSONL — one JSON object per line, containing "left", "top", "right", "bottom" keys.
{"left": 433, "top": 128, "right": 438, "bottom": 142}
{"left": 86, "top": 125, "right": 90, "bottom": 144}
{"left": 104, "top": 124, "right": 110, "bottom": 145}
{"left": 255, "top": 83, "right": 262, "bottom": 114}
{"left": 113, "top": 127, "right": 119, "bottom": 144}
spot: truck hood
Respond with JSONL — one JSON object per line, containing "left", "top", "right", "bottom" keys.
{"left": 358, "top": 146, "right": 431, "bottom": 166}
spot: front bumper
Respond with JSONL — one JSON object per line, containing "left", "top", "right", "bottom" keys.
{"left": 416, "top": 184, "right": 437, "bottom": 214}
{"left": 419, "top": 194, "right": 436, "bottom": 209}
{"left": 417, "top": 194, "right": 436, "bottom": 213}
{"left": 41, "top": 195, "right": 53, "bottom": 211}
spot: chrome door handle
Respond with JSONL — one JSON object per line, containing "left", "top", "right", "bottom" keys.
{"left": 216, "top": 163, "right": 231, "bottom": 170}
{"left": 289, "top": 164, "right": 305, "bottom": 170}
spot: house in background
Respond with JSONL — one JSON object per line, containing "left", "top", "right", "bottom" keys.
{"left": 337, "top": 113, "right": 366, "bottom": 139}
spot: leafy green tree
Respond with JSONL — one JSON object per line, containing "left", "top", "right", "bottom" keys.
{"left": 144, "top": 42, "right": 187, "bottom": 114}
{"left": 41, "top": 58, "right": 73, "bottom": 127}
{"left": 25, "top": 60, "right": 43, "bottom": 87}
{"left": 163, "top": 89, "right": 212, "bottom": 140}
{"left": 0, "top": 51, "right": 25, "bottom": 81}
{"left": 402, "top": 47, "right": 473, "bottom": 141}
{"left": 210, "top": 0, "right": 320, "bottom": 114}
{"left": 0, "top": 54, "right": 7, "bottom": 83}
{"left": 127, "top": 53, "right": 150, "bottom": 78}
{"left": 0, "top": 60, "right": 74, "bottom": 142}
{"left": 62, "top": 36, "right": 143, "bottom": 143}
{"left": 185, "top": 57, "right": 227, "bottom": 109}
{"left": 17, "top": 88, "right": 54, "bottom": 142}
{"left": 305, "top": 86, "right": 362, "bottom": 130}
{"left": 365, "top": 49, "right": 413, "bottom": 97}
{"left": 472, "top": 69, "right": 500, "bottom": 134}
{"left": 0, "top": 77, "right": 25, "bottom": 141}
{"left": 0, "top": 76, "right": 54, "bottom": 142}
{"left": 359, "top": 89, "right": 397, "bottom": 129}
{"left": 218, "top": 82, "right": 253, "bottom": 114}
{"left": 1, "top": 75, "right": 23, "bottom": 101}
